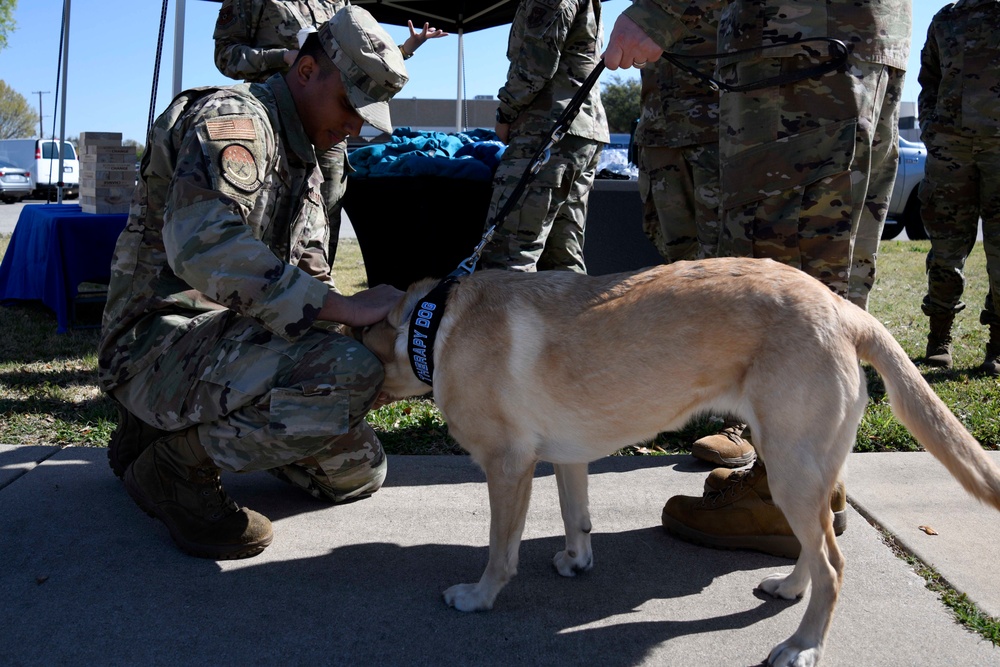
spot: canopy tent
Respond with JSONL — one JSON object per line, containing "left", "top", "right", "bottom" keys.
{"left": 196, "top": 0, "right": 521, "bottom": 130}
{"left": 350, "top": 1, "right": 518, "bottom": 34}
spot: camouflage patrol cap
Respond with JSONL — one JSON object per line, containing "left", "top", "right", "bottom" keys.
{"left": 317, "top": 6, "right": 408, "bottom": 134}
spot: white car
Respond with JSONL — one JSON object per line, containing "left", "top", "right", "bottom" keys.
{"left": 882, "top": 136, "right": 927, "bottom": 240}
{"left": 0, "top": 159, "right": 32, "bottom": 203}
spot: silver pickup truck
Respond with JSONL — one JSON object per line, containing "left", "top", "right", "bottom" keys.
{"left": 882, "top": 137, "right": 927, "bottom": 240}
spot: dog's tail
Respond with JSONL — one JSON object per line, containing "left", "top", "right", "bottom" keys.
{"left": 851, "top": 307, "right": 1000, "bottom": 512}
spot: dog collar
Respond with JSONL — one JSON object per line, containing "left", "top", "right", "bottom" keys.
{"left": 407, "top": 277, "right": 458, "bottom": 387}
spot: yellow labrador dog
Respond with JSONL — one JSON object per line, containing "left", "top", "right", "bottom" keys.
{"left": 354, "top": 258, "right": 1000, "bottom": 667}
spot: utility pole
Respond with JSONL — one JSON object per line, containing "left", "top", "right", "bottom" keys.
{"left": 31, "top": 91, "right": 50, "bottom": 138}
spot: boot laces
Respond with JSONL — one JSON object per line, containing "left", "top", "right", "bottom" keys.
{"left": 194, "top": 466, "right": 239, "bottom": 521}
{"left": 701, "top": 467, "right": 757, "bottom": 507}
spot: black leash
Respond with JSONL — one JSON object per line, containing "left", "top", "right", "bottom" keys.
{"left": 451, "top": 58, "right": 609, "bottom": 277}
{"left": 661, "top": 38, "right": 849, "bottom": 93}
{"left": 407, "top": 59, "right": 608, "bottom": 388}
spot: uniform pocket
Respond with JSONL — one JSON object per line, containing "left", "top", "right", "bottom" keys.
{"left": 268, "top": 385, "right": 351, "bottom": 438}
{"left": 721, "top": 118, "right": 857, "bottom": 210}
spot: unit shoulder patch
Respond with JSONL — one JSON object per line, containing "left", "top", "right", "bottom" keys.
{"left": 219, "top": 143, "right": 262, "bottom": 192}
{"left": 216, "top": 4, "right": 237, "bottom": 29}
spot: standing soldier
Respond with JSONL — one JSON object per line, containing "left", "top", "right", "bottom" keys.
{"left": 632, "top": 0, "right": 756, "bottom": 472}
{"left": 213, "top": 0, "right": 447, "bottom": 266}
{"left": 918, "top": 0, "right": 1000, "bottom": 376}
{"left": 633, "top": 0, "right": 721, "bottom": 264}
{"left": 480, "top": 0, "right": 609, "bottom": 273}
{"left": 603, "top": 0, "right": 911, "bottom": 558}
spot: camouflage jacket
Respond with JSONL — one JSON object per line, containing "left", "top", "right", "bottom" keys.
{"left": 918, "top": 0, "right": 1000, "bottom": 140}
{"left": 633, "top": 0, "right": 722, "bottom": 149}
{"left": 98, "top": 76, "right": 333, "bottom": 391}
{"left": 625, "top": 0, "right": 910, "bottom": 71}
{"left": 214, "top": 0, "right": 346, "bottom": 82}
{"left": 497, "top": 0, "right": 609, "bottom": 142}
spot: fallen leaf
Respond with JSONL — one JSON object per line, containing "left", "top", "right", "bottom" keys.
{"left": 918, "top": 525, "right": 938, "bottom": 535}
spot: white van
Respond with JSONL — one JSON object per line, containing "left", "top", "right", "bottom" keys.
{"left": 0, "top": 138, "right": 80, "bottom": 199}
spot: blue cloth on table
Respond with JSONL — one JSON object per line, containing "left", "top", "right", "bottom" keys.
{"left": 0, "top": 204, "right": 127, "bottom": 333}
{"left": 349, "top": 127, "right": 505, "bottom": 181}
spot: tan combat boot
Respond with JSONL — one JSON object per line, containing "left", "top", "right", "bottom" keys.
{"left": 124, "top": 429, "right": 273, "bottom": 560}
{"left": 925, "top": 313, "right": 955, "bottom": 368}
{"left": 691, "top": 420, "right": 755, "bottom": 468}
{"left": 703, "top": 466, "right": 847, "bottom": 535}
{"left": 980, "top": 322, "right": 1000, "bottom": 377}
{"left": 107, "top": 401, "right": 169, "bottom": 479}
{"left": 662, "top": 460, "right": 841, "bottom": 559}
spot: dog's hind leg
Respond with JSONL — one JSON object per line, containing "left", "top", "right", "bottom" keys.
{"left": 444, "top": 451, "right": 537, "bottom": 612}
{"left": 553, "top": 463, "right": 594, "bottom": 576}
{"left": 763, "top": 515, "right": 842, "bottom": 667}
{"left": 759, "top": 429, "right": 851, "bottom": 666}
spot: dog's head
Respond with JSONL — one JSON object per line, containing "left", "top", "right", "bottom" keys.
{"left": 348, "top": 277, "right": 441, "bottom": 400}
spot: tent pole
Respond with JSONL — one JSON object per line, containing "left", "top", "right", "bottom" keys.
{"left": 173, "top": 0, "right": 187, "bottom": 96}
{"left": 57, "top": 0, "right": 71, "bottom": 205}
{"left": 455, "top": 28, "right": 464, "bottom": 132}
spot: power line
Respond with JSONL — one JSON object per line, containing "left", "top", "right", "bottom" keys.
{"left": 31, "top": 90, "right": 50, "bottom": 139}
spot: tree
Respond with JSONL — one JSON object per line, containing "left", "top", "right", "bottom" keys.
{"left": 0, "top": 0, "right": 17, "bottom": 53}
{"left": 123, "top": 138, "right": 145, "bottom": 160}
{"left": 601, "top": 74, "right": 641, "bottom": 134}
{"left": 0, "top": 80, "right": 38, "bottom": 139}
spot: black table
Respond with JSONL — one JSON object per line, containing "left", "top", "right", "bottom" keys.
{"left": 0, "top": 204, "right": 127, "bottom": 333}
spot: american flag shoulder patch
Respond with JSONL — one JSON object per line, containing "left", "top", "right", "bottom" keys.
{"left": 205, "top": 117, "right": 257, "bottom": 141}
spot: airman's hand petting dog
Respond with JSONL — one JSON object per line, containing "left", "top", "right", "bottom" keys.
{"left": 353, "top": 258, "right": 1000, "bottom": 667}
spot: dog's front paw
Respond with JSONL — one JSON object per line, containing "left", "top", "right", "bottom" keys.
{"left": 443, "top": 583, "right": 494, "bottom": 612}
{"left": 768, "top": 639, "right": 821, "bottom": 667}
{"left": 553, "top": 549, "right": 593, "bottom": 577}
{"left": 758, "top": 572, "right": 807, "bottom": 600}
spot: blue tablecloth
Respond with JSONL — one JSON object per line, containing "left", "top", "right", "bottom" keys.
{"left": 0, "top": 204, "right": 127, "bottom": 333}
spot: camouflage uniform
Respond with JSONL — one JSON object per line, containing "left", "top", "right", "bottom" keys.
{"left": 99, "top": 76, "right": 386, "bottom": 502}
{"left": 480, "top": 0, "right": 609, "bottom": 273}
{"left": 918, "top": 0, "right": 1000, "bottom": 330}
{"left": 633, "top": 0, "right": 722, "bottom": 263}
{"left": 625, "top": 0, "right": 911, "bottom": 310}
{"left": 214, "top": 0, "right": 351, "bottom": 267}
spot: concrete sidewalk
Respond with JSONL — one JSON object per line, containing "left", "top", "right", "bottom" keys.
{"left": 1, "top": 447, "right": 998, "bottom": 666}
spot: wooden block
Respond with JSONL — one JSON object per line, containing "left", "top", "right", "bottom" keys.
{"left": 81, "top": 166, "right": 136, "bottom": 180}
{"left": 79, "top": 185, "right": 135, "bottom": 202}
{"left": 84, "top": 145, "right": 134, "bottom": 156}
{"left": 80, "top": 152, "right": 135, "bottom": 165}
{"left": 82, "top": 177, "right": 134, "bottom": 188}
{"left": 81, "top": 161, "right": 135, "bottom": 172}
{"left": 78, "top": 132, "right": 123, "bottom": 149}
{"left": 81, "top": 202, "right": 131, "bottom": 215}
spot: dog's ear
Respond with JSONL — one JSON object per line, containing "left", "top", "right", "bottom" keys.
{"left": 360, "top": 319, "right": 398, "bottom": 364}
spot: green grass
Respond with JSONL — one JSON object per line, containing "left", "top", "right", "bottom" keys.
{"left": 0, "top": 234, "right": 997, "bottom": 452}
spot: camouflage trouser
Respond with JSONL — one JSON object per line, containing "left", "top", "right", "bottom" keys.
{"left": 111, "top": 311, "right": 387, "bottom": 503}
{"left": 717, "top": 58, "right": 904, "bottom": 310}
{"left": 480, "top": 133, "right": 602, "bottom": 273}
{"left": 636, "top": 142, "right": 721, "bottom": 262}
{"left": 919, "top": 133, "right": 1000, "bottom": 326}
{"left": 319, "top": 140, "right": 350, "bottom": 270}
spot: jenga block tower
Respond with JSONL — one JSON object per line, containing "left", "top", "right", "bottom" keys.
{"left": 78, "top": 132, "right": 137, "bottom": 215}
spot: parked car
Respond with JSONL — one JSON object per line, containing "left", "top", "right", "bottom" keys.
{"left": 882, "top": 136, "right": 927, "bottom": 240}
{"left": 0, "top": 159, "right": 32, "bottom": 203}
{"left": 0, "top": 138, "right": 80, "bottom": 199}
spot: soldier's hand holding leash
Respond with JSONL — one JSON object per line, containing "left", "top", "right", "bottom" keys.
{"left": 603, "top": 14, "right": 663, "bottom": 70}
